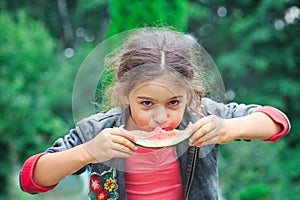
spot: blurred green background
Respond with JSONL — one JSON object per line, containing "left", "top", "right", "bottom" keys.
{"left": 0, "top": 0, "right": 299, "bottom": 199}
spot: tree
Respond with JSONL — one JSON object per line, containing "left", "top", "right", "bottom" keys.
{"left": 1, "top": 0, "right": 110, "bottom": 47}
{"left": 186, "top": 0, "right": 300, "bottom": 199}
{"left": 106, "top": 0, "right": 188, "bottom": 37}
{"left": 0, "top": 11, "right": 67, "bottom": 197}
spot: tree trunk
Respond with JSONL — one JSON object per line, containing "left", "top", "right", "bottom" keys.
{"left": 57, "top": 0, "right": 74, "bottom": 47}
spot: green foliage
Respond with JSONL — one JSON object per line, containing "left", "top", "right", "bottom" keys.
{"left": 106, "top": 0, "right": 188, "bottom": 37}
{"left": 239, "top": 184, "right": 270, "bottom": 200}
{"left": 219, "top": 141, "right": 285, "bottom": 199}
{"left": 0, "top": 1, "right": 298, "bottom": 199}
{"left": 0, "top": 11, "right": 67, "bottom": 196}
{"left": 187, "top": 0, "right": 300, "bottom": 199}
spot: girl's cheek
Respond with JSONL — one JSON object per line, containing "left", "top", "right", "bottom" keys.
{"left": 170, "top": 110, "right": 184, "bottom": 128}
{"left": 171, "top": 119, "right": 182, "bottom": 129}
{"left": 134, "top": 111, "right": 152, "bottom": 127}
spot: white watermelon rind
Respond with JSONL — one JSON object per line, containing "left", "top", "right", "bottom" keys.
{"left": 134, "top": 132, "right": 191, "bottom": 148}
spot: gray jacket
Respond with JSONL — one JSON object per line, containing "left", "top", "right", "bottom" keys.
{"left": 46, "top": 98, "right": 262, "bottom": 200}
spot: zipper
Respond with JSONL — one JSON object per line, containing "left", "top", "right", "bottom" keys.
{"left": 185, "top": 147, "right": 199, "bottom": 199}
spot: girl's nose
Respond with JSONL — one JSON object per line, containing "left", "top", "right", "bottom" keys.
{"left": 151, "top": 105, "right": 168, "bottom": 125}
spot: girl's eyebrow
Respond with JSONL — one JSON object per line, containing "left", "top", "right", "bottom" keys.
{"left": 137, "top": 95, "right": 184, "bottom": 100}
{"left": 137, "top": 96, "right": 154, "bottom": 100}
{"left": 170, "top": 95, "right": 184, "bottom": 99}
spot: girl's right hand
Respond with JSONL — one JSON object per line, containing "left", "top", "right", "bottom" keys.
{"left": 84, "top": 128, "right": 137, "bottom": 163}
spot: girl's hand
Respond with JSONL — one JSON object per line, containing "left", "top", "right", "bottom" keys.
{"left": 189, "top": 111, "right": 283, "bottom": 146}
{"left": 189, "top": 115, "right": 235, "bottom": 146}
{"left": 84, "top": 128, "right": 136, "bottom": 163}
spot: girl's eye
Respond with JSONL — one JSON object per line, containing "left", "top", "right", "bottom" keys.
{"left": 141, "top": 101, "right": 153, "bottom": 107}
{"left": 168, "top": 100, "right": 180, "bottom": 107}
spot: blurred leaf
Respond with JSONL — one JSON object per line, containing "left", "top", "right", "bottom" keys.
{"left": 0, "top": 11, "right": 68, "bottom": 196}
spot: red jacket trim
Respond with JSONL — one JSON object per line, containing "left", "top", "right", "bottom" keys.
{"left": 254, "top": 106, "right": 290, "bottom": 142}
{"left": 20, "top": 153, "right": 57, "bottom": 194}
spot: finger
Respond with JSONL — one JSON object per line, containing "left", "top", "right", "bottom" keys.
{"left": 104, "top": 128, "right": 136, "bottom": 151}
{"left": 194, "top": 134, "right": 219, "bottom": 147}
{"left": 190, "top": 115, "right": 224, "bottom": 145}
{"left": 196, "top": 131, "right": 218, "bottom": 146}
{"left": 111, "top": 128, "right": 136, "bottom": 142}
{"left": 193, "top": 116, "right": 213, "bottom": 130}
{"left": 110, "top": 134, "right": 137, "bottom": 152}
{"left": 190, "top": 124, "right": 218, "bottom": 146}
{"left": 189, "top": 122, "right": 212, "bottom": 145}
{"left": 190, "top": 116, "right": 214, "bottom": 137}
{"left": 111, "top": 142, "right": 136, "bottom": 155}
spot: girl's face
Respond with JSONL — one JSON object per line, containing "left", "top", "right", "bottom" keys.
{"left": 125, "top": 78, "right": 188, "bottom": 131}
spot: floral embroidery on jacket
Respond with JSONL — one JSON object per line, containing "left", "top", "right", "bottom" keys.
{"left": 89, "top": 168, "right": 118, "bottom": 200}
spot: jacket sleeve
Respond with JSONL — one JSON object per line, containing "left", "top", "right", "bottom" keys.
{"left": 254, "top": 106, "right": 290, "bottom": 142}
{"left": 19, "top": 126, "right": 85, "bottom": 194}
{"left": 201, "top": 98, "right": 290, "bottom": 142}
{"left": 202, "top": 97, "right": 261, "bottom": 118}
{"left": 19, "top": 153, "right": 57, "bottom": 194}
{"left": 19, "top": 111, "right": 119, "bottom": 194}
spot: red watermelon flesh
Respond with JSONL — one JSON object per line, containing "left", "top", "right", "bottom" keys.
{"left": 120, "top": 122, "right": 198, "bottom": 148}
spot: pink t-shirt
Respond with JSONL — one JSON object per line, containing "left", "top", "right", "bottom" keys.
{"left": 125, "top": 147, "right": 184, "bottom": 200}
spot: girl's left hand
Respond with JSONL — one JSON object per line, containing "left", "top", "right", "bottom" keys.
{"left": 189, "top": 115, "right": 235, "bottom": 146}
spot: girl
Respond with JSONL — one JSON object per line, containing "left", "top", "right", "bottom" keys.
{"left": 20, "top": 28, "right": 290, "bottom": 200}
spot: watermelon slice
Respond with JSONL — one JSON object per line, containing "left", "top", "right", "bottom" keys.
{"left": 120, "top": 122, "right": 198, "bottom": 148}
